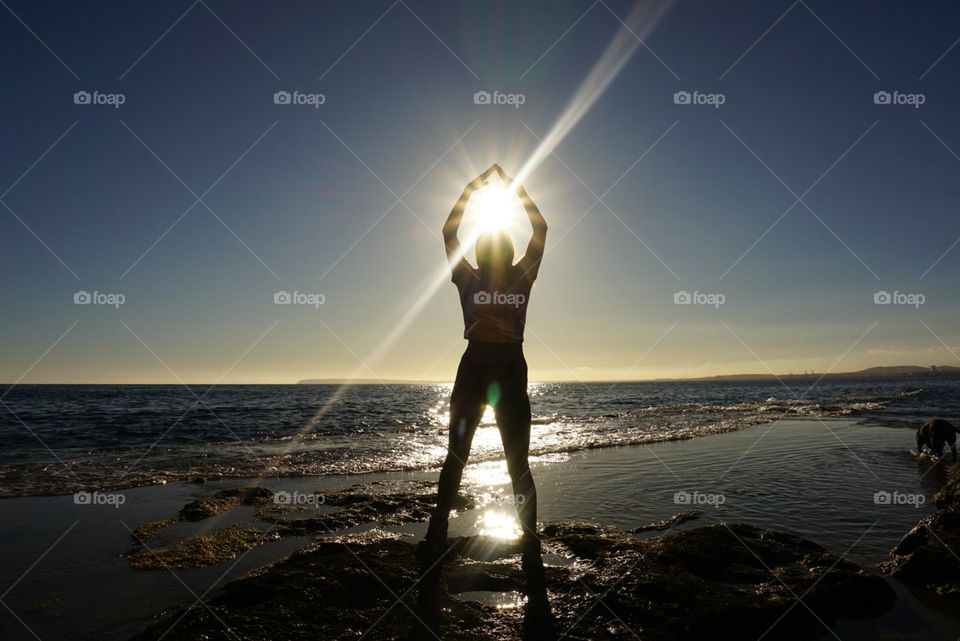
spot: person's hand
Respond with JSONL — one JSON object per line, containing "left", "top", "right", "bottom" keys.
{"left": 494, "top": 166, "right": 526, "bottom": 196}
{"left": 465, "top": 164, "right": 500, "bottom": 192}
{"left": 494, "top": 166, "right": 530, "bottom": 200}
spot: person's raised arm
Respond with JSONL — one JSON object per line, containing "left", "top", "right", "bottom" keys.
{"left": 444, "top": 164, "right": 499, "bottom": 267}
{"left": 497, "top": 167, "right": 547, "bottom": 281}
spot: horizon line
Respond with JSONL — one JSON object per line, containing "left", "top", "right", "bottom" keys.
{"left": 3, "top": 364, "right": 957, "bottom": 387}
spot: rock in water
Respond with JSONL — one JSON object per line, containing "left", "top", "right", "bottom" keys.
{"left": 633, "top": 509, "right": 703, "bottom": 532}
{"left": 881, "top": 462, "right": 960, "bottom": 605}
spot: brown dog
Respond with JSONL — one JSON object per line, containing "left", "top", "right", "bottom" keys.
{"left": 916, "top": 419, "right": 958, "bottom": 462}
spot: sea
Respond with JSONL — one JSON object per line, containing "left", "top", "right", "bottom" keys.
{"left": 1, "top": 378, "right": 956, "bottom": 497}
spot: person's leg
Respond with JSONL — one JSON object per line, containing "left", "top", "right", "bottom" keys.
{"left": 494, "top": 363, "right": 537, "bottom": 541}
{"left": 424, "top": 357, "right": 484, "bottom": 546}
{"left": 426, "top": 414, "right": 481, "bottom": 542}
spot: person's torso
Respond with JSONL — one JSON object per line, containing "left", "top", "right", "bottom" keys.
{"left": 456, "top": 267, "right": 533, "bottom": 342}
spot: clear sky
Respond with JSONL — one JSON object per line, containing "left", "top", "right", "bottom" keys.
{"left": 2, "top": 0, "right": 959, "bottom": 384}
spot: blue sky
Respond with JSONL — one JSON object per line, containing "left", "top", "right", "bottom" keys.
{"left": 1, "top": 0, "right": 959, "bottom": 383}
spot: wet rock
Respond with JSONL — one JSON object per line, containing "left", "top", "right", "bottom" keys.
{"left": 542, "top": 521, "right": 895, "bottom": 638}
{"left": 127, "top": 482, "right": 475, "bottom": 570}
{"left": 130, "top": 517, "right": 179, "bottom": 544}
{"left": 259, "top": 481, "right": 477, "bottom": 535}
{"left": 128, "top": 524, "right": 279, "bottom": 570}
{"left": 935, "top": 461, "right": 960, "bottom": 511}
{"left": 633, "top": 509, "right": 703, "bottom": 532}
{"left": 882, "top": 462, "right": 960, "bottom": 605}
{"left": 131, "top": 534, "right": 495, "bottom": 641}
{"left": 127, "top": 487, "right": 278, "bottom": 559}
{"left": 129, "top": 520, "right": 894, "bottom": 641}
{"left": 179, "top": 486, "right": 274, "bottom": 520}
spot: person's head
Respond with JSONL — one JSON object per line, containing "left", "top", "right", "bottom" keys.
{"left": 475, "top": 231, "right": 515, "bottom": 277}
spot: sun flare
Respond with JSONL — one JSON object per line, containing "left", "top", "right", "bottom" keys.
{"left": 472, "top": 182, "right": 515, "bottom": 232}
{"left": 461, "top": 179, "right": 526, "bottom": 242}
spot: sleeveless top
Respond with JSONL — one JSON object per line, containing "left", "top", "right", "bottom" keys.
{"left": 452, "top": 261, "right": 536, "bottom": 342}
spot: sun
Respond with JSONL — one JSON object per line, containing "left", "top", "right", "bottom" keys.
{"left": 470, "top": 181, "right": 520, "bottom": 233}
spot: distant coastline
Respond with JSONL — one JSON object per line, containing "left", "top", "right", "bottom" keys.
{"left": 669, "top": 365, "right": 960, "bottom": 382}
{"left": 297, "top": 365, "right": 960, "bottom": 385}
{"left": 4, "top": 366, "right": 957, "bottom": 387}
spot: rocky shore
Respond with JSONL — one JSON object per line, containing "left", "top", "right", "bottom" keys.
{"left": 881, "top": 462, "right": 960, "bottom": 607}
{"left": 127, "top": 481, "right": 903, "bottom": 641}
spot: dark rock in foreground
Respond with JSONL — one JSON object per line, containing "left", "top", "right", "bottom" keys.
{"left": 882, "top": 462, "right": 960, "bottom": 605}
{"left": 130, "top": 521, "right": 894, "bottom": 641}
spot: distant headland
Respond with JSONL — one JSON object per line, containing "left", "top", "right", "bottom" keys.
{"left": 298, "top": 365, "right": 960, "bottom": 385}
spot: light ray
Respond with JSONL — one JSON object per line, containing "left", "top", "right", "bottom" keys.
{"left": 511, "top": 0, "right": 676, "bottom": 187}
{"left": 295, "top": 0, "right": 676, "bottom": 440}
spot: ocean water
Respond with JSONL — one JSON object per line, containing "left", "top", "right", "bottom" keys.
{"left": 0, "top": 378, "right": 956, "bottom": 497}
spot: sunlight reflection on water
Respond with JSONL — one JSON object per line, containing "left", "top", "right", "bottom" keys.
{"left": 476, "top": 509, "right": 522, "bottom": 540}
{"left": 463, "top": 459, "right": 512, "bottom": 488}
{"left": 455, "top": 590, "right": 527, "bottom": 610}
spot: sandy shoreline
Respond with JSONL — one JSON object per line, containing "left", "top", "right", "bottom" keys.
{"left": 1, "top": 418, "right": 957, "bottom": 640}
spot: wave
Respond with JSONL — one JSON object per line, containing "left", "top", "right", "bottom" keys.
{"left": 1, "top": 386, "right": 932, "bottom": 498}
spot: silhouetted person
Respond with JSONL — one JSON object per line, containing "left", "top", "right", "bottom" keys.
{"left": 520, "top": 547, "right": 557, "bottom": 640}
{"left": 917, "top": 418, "right": 958, "bottom": 462}
{"left": 420, "top": 163, "right": 547, "bottom": 562}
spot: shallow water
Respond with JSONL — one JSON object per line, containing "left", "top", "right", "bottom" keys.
{"left": 483, "top": 418, "right": 947, "bottom": 564}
